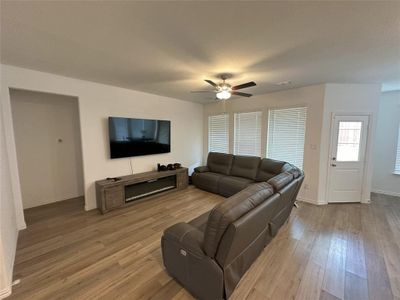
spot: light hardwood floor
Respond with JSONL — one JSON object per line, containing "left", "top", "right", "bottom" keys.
{"left": 8, "top": 187, "right": 400, "bottom": 300}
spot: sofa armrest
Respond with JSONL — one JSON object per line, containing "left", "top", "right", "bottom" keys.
{"left": 194, "top": 166, "right": 210, "bottom": 173}
{"left": 162, "top": 223, "right": 224, "bottom": 300}
{"left": 163, "top": 222, "right": 205, "bottom": 258}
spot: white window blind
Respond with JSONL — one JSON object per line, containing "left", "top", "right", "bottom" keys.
{"left": 208, "top": 114, "right": 229, "bottom": 153}
{"left": 234, "top": 111, "right": 262, "bottom": 156}
{"left": 395, "top": 123, "right": 400, "bottom": 175}
{"left": 266, "top": 107, "right": 307, "bottom": 169}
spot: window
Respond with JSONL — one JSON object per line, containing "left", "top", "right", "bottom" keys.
{"left": 266, "top": 107, "right": 307, "bottom": 169}
{"left": 208, "top": 114, "right": 229, "bottom": 153}
{"left": 234, "top": 111, "right": 262, "bottom": 156}
{"left": 395, "top": 123, "right": 400, "bottom": 175}
{"left": 336, "top": 121, "right": 362, "bottom": 162}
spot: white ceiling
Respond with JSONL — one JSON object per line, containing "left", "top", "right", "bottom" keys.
{"left": 1, "top": 1, "right": 400, "bottom": 103}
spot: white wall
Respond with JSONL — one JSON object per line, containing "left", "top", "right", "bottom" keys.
{"left": 1, "top": 64, "right": 204, "bottom": 212}
{"left": 372, "top": 91, "right": 400, "bottom": 196}
{"left": 204, "top": 85, "right": 326, "bottom": 204}
{"left": 318, "top": 84, "right": 381, "bottom": 204}
{"left": 10, "top": 89, "right": 84, "bottom": 208}
{"left": 0, "top": 89, "right": 19, "bottom": 299}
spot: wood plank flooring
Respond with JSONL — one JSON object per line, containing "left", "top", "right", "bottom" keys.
{"left": 7, "top": 188, "right": 400, "bottom": 300}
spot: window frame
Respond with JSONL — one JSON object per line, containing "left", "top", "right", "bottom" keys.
{"left": 206, "top": 104, "right": 308, "bottom": 171}
{"left": 265, "top": 106, "right": 308, "bottom": 169}
{"left": 233, "top": 111, "right": 263, "bottom": 157}
{"left": 207, "top": 113, "right": 230, "bottom": 154}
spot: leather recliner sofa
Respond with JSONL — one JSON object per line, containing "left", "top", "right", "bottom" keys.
{"left": 161, "top": 152, "right": 304, "bottom": 299}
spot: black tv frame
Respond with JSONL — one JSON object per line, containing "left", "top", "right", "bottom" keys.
{"left": 108, "top": 117, "right": 171, "bottom": 159}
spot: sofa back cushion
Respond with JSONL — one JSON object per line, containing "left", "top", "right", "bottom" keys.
{"left": 207, "top": 152, "right": 234, "bottom": 175}
{"left": 286, "top": 166, "right": 302, "bottom": 179}
{"left": 203, "top": 182, "right": 274, "bottom": 258}
{"left": 267, "top": 172, "right": 294, "bottom": 191}
{"left": 256, "top": 158, "right": 290, "bottom": 182}
{"left": 215, "top": 192, "right": 281, "bottom": 298}
{"left": 230, "top": 155, "right": 261, "bottom": 180}
{"left": 215, "top": 192, "right": 281, "bottom": 268}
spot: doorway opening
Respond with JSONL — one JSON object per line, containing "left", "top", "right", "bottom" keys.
{"left": 10, "top": 89, "right": 84, "bottom": 223}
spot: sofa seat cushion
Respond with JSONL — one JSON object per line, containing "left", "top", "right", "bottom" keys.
{"left": 218, "top": 176, "right": 254, "bottom": 198}
{"left": 189, "top": 211, "right": 210, "bottom": 232}
{"left": 256, "top": 158, "right": 290, "bottom": 182}
{"left": 204, "top": 182, "right": 274, "bottom": 257}
{"left": 192, "top": 172, "right": 225, "bottom": 194}
{"left": 207, "top": 152, "right": 234, "bottom": 175}
{"left": 267, "top": 172, "right": 294, "bottom": 191}
{"left": 230, "top": 155, "right": 261, "bottom": 180}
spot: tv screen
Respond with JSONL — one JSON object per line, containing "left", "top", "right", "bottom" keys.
{"left": 108, "top": 117, "right": 171, "bottom": 159}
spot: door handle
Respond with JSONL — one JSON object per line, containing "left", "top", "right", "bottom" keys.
{"left": 331, "top": 164, "right": 337, "bottom": 167}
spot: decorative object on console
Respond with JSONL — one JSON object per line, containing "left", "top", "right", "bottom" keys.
{"left": 157, "top": 162, "right": 182, "bottom": 172}
{"left": 157, "top": 163, "right": 168, "bottom": 171}
{"left": 106, "top": 177, "right": 122, "bottom": 182}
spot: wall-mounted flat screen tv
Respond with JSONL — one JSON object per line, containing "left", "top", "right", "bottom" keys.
{"left": 108, "top": 117, "right": 171, "bottom": 159}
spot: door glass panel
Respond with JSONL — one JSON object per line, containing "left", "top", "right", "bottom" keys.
{"left": 336, "top": 121, "right": 362, "bottom": 161}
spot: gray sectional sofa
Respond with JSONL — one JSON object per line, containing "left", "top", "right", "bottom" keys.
{"left": 161, "top": 152, "right": 304, "bottom": 300}
{"left": 191, "top": 152, "right": 300, "bottom": 197}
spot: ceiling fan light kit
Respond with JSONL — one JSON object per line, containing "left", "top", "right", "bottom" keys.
{"left": 216, "top": 90, "right": 231, "bottom": 100}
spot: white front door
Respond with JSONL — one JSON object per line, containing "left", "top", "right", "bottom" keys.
{"left": 327, "top": 115, "right": 369, "bottom": 203}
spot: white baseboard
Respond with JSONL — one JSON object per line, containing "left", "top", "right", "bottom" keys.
{"left": 297, "top": 196, "right": 325, "bottom": 205}
{"left": 362, "top": 198, "right": 371, "bottom": 204}
{"left": 18, "top": 221, "right": 27, "bottom": 231}
{"left": 0, "top": 286, "right": 11, "bottom": 300}
{"left": 371, "top": 189, "right": 400, "bottom": 197}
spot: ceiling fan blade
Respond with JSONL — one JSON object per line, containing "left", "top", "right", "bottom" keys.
{"left": 232, "top": 81, "right": 256, "bottom": 90}
{"left": 232, "top": 91, "right": 252, "bottom": 97}
{"left": 205, "top": 79, "right": 218, "bottom": 88}
{"left": 190, "top": 90, "right": 215, "bottom": 93}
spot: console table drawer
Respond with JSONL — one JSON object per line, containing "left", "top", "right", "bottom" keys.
{"left": 104, "top": 186, "right": 124, "bottom": 210}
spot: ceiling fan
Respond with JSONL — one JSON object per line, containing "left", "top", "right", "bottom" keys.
{"left": 191, "top": 74, "right": 256, "bottom": 100}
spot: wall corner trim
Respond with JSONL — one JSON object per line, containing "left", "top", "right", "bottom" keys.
{"left": 17, "top": 222, "right": 27, "bottom": 231}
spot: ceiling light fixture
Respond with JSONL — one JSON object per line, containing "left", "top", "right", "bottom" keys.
{"left": 216, "top": 90, "right": 231, "bottom": 100}
{"left": 216, "top": 82, "right": 232, "bottom": 100}
{"left": 191, "top": 75, "right": 256, "bottom": 100}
